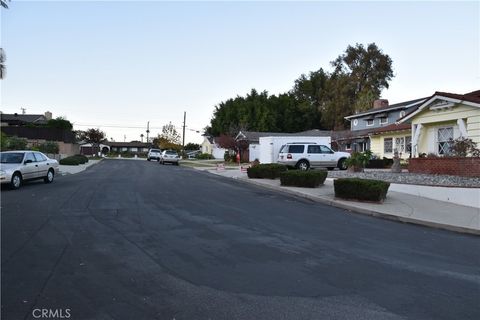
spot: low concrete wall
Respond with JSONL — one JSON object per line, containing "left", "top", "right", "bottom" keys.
{"left": 389, "top": 183, "right": 480, "bottom": 208}
{"left": 409, "top": 157, "right": 480, "bottom": 177}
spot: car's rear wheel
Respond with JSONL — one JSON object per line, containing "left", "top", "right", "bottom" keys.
{"left": 44, "top": 169, "right": 54, "bottom": 183}
{"left": 338, "top": 158, "right": 348, "bottom": 170}
{"left": 296, "top": 160, "right": 310, "bottom": 171}
{"left": 147, "top": 158, "right": 151, "bottom": 161}
{"left": 11, "top": 172, "right": 22, "bottom": 190}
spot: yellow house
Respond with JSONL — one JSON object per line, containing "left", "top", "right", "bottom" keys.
{"left": 369, "top": 123, "right": 412, "bottom": 159}
{"left": 399, "top": 90, "right": 480, "bottom": 157}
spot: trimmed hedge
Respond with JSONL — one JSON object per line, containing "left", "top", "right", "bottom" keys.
{"left": 247, "top": 163, "right": 287, "bottom": 179}
{"left": 59, "top": 154, "right": 89, "bottom": 165}
{"left": 365, "top": 158, "right": 394, "bottom": 169}
{"left": 334, "top": 178, "right": 390, "bottom": 202}
{"left": 280, "top": 170, "right": 327, "bottom": 188}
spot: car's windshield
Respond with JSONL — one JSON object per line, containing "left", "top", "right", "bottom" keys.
{"left": 0, "top": 152, "right": 25, "bottom": 164}
{"left": 150, "top": 149, "right": 161, "bottom": 153}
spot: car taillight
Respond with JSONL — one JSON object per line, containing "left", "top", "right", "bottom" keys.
{"left": 287, "top": 154, "right": 292, "bottom": 159}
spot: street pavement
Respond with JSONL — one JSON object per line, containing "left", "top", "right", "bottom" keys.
{"left": 2, "top": 159, "right": 479, "bottom": 320}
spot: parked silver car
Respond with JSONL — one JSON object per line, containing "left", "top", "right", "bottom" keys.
{"left": 159, "top": 150, "right": 180, "bottom": 165}
{"left": 0, "top": 151, "right": 59, "bottom": 189}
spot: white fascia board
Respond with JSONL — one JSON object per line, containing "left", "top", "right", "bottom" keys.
{"left": 344, "top": 99, "right": 426, "bottom": 120}
{"left": 400, "top": 95, "right": 480, "bottom": 123}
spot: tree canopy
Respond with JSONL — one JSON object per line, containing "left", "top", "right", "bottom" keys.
{"left": 153, "top": 122, "right": 182, "bottom": 150}
{"left": 207, "top": 42, "right": 394, "bottom": 136}
{"left": 79, "top": 128, "right": 106, "bottom": 145}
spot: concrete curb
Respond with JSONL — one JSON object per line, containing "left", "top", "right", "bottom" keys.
{"left": 220, "top": 174, "right": 479, "bottom": 236}
{"left": 59, "top": 159, "right": 103, "bottom": 175}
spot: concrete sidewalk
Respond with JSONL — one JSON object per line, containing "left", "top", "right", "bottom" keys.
{"left": 59, "top": 159, "right": 102, "bottom": 175}
{"left": 201, "top": 167, "right": 480, "bottom": 235}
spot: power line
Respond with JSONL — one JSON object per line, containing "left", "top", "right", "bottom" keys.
{"left": 73, "top": 123, "right": 202, "bottom": 132}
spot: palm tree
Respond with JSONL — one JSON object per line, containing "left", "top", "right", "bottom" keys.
{"left": 0, "top": 48, "right": 5, "bottom": 79}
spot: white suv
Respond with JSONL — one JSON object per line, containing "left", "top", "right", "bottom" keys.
{"left": 278, "top": 143, "right": 350, "bottom": 170}
{"left": 147, "top": 148, "right": 162, "bottom": 161}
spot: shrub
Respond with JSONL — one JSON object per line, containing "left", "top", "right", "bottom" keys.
{"left": 73, "top": 154, "right": 89, "bottom": 164}
{"left": 247, "top": 163, "right": 287, "bottom": 179}
{"left": 334, "top": 178, "right": 390, "bottom": 202}
{"left": 344, "top": 150, "right": 372, "bottom": 171}
{"left": 280, "top": 170, "right": 327, "bottom": 188}
{"left": 196, "top": 153, "right": 214, "bottom": 160}
{"left": 365, "top": 157, "right": 393, "bottom": 169}
{"left": 448, "top": 137, "right": 480, "bottom": 157}
{"left": 2, "top": 135, "right": 28, "bottom": 150}
{"left": 38, "top": 141, "right": 59, "bottom": 154}
{"left": 59, "top": 154, "right": 89, "bottom": 165}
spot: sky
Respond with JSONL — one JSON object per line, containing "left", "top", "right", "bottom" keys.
{"left": 1, "top": 1, "right": 479, "bottom": 143}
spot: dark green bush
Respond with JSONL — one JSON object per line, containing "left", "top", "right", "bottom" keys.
{"left": 196, "top": 153, "right": 214, "bottom": 160}
{"left": 365, "top": 158, "right": 393, "bottom": 169}
{"left": 60, "top": 156, "right": 81, "bottom": 165}
{"left": 247, "top": 163, "right": 287, "bottom": 179}
{"left": 280, "top": 170, "right": 327, "bottom": 188}
{"left": 334, "top": 178, "right": 390, "bottom": 202}
{"left": 73, "top": 154, "right": 89, "bottom": 164}
{"left": 38, "top": 141, "right": 60, "bottom": 154}
{"left": 59, "top": 154, "right": 89, "bottom": 165}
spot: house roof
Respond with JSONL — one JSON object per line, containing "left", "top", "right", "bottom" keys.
{"left": 236, "top": 129, "right": 331, "bottom": 143}
{"left": 0, "top": 113, "right": 47, "bottom": 124}
{"left": 372, "top": 122, "right": 411, "bottom": 135}
{"left": 399, "top": 89, "right": 480, "bottom": 123}
{"left": 344, "top": 97, "right": 427, "bottom": 120}
{"left": 331, "top": 129, "right": 372, "bottom": 141}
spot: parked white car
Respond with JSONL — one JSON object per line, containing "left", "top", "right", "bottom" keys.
{"left": 278, "top": 143, "right": 350, "bottom": 170}
{"left": 147, "top": 148, "right": 162, "bottom": 161}
{"left": 0, "top": 151, "right": 59, "bottom": 189}
{"left": 159, "top": 150, "right": 180, "bottom": 165}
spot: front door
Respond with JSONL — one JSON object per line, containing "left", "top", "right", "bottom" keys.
{"left": 22, "top": 152, "right": 38, "bottom": 179}
{"left": 319, "top": 145, "right": 337, "bottom": 167}
{"left": 307, "top": 145, "right": 322, "bottom": 167}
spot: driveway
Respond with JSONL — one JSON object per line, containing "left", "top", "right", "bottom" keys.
{"left": 2, "top": 159, "right": 479, "bottom": 320}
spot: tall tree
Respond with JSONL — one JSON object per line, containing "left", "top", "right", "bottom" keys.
{"left": 331, "top": 42, "right": 393, "bottom": 112}
{"left": 1, "top": 0, "right": 10, "bottom": 79}
{"left": 79, "top": 128, "right": 106, "bottom": 146}
{"left": 0, "top": 48, "right": 5, "bottom": 80}
{"left": 159, "top": 122, "right": 181, "bottom": 145}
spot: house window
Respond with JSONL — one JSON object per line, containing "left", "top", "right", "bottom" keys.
{"left": 353, "top": 119, "right": 358, "bottom": 126}
{"left": 437, "top": 127, "right": 453, "bottom": 155}
{"left": 395, "top": 137, "right": 405, "bottom": 153}
{"left": 345, "top": 143, "right": 351, "bottom": 150}
{"left": 405, "top": 136, "right": 412, "bottom": 153}
{"left": 121, "top": 147, "right": 127, "bottom": 152}
{"left": 366, "top": 119, "right": 374, "bottom": 126}
{"left": 379, "top": 117, "right": 388, "bottom": 125}
{"left": 384, "top": 138, "right": 393, "bottom": 153}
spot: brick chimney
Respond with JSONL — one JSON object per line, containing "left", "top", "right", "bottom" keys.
{"left": 44, "top": 111, "right": 52, "bottom": 120}
{"left": 373, "top": 99, "right": 389, "bottom": 109}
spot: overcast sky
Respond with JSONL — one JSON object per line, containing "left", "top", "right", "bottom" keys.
{"left": 1, "top": 1, "right": 479, "bottom": 143}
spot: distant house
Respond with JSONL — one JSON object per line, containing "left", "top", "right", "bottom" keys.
{"left": 79, "top": 143, "right": 111, "bottom": 156}
{"left": 340, "top": 98, "right": 426, "bottom": 157}
{"left": 398, "top": 90, "right": 480, "bottom": 157}
{"left": 107, "top": 141, "right": 150, "bottom": 153}
{"left": 201, "top": 135, "right": 226, "bottom": 159}
{"left": 0, "top": 111, "right": 52, "bottom": 127}
{"left": 0, "top": 111, "right": 79, "bottom": 157}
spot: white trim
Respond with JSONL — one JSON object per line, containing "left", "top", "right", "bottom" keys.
{"left": 399, "top": 94, "right": 480, "bottom": 123}
{"left": 353, "top": 119, "right": 358, "bottom": 126}
{"left": 379, "top": 117, "right": 388, "bottom": 125}
{"left": 344, "top": 99, "right": 426, "bottom": 120}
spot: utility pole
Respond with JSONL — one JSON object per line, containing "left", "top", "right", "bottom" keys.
{"left": 182, "top": 111, "right": 186, "bottom": 150}
{"left": 146, "top": 121, "right": 150, "bottom": 144}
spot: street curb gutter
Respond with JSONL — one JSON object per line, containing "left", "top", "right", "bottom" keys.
{"left": 229, "top": 176, "right": 480, "bottom": 236}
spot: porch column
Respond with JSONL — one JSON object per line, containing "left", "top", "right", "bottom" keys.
{"left": 457, "top": 118, "right": 468, "bottom": 138}
{"left": 411, "top": 123, "right": 423, "bottom": 157}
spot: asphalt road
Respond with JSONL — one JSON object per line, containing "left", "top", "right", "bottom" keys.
{"left": 1, "top": 159, "right": 479, "bottom": 320}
